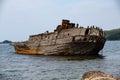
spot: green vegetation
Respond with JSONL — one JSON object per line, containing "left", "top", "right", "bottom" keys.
{"left": 105, "top": 28, "right": 120, "bottom": 40}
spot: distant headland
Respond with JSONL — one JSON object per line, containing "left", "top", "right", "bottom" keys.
{"left": 105, "top": 28, "right": 120, "bottom": 40}
{"left": 0, "top": 40, "right": 12, "bottom": 44}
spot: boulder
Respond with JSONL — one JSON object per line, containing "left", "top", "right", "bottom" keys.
{"left": 81, "top": 71, "right": 120, "bottom": 80}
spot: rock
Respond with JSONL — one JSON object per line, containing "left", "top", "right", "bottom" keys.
{"left": 81, "top": 71, "right": 120, "bottom": 80}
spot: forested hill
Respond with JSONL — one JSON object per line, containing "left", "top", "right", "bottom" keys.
{"left": 105, "top": 28, "right": 120, "bottom": 40}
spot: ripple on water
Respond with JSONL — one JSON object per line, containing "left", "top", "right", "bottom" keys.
{"left": 0, "top": 41, "right": 120, "bottom": 80}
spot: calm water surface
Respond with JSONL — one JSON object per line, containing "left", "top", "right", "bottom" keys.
{"left": 0, "top": 41, "right": 120, "bottom": 80}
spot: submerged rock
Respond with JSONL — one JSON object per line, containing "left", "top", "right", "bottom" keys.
{"left": 81, "top": 71, "right": 120, "bottom": 80}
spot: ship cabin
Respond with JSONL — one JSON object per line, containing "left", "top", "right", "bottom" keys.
{"left": 28, "top": 20, "right": 105, "bottom": 44}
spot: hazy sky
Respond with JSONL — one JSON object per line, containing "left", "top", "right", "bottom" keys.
{"left": 0, "top": 0, "right": 120, "bottom": 41}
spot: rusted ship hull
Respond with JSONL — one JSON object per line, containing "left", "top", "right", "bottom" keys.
{"left": 14, "top": 37, "right": 106, "bottom": 55}
{"left": 14, "top": 19, "right": 106, "bottom": 56}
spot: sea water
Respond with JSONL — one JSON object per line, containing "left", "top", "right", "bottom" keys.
{"left": 0, "top": 41, "right": 120, "bottom": 80}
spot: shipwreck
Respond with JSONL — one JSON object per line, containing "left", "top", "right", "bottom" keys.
{"left": 14, "top": 19, "right": 106, "bottom": 55}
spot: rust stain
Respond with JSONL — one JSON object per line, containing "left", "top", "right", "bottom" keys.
{"left": 15, "top": 48, "right": 42, "bottom": 55}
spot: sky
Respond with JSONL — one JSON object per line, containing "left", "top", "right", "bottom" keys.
{"left": 0, "top": 0, "right": 120, "bottom": 41}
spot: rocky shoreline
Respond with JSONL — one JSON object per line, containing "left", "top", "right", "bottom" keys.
{"left": 81, "top": 71, "right": 120, "bottom": 80}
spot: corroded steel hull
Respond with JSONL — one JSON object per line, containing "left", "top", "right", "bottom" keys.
{"left": 14, "top": 37, "right": 106, "bottom": 55}
{"left": 14, "top": 19, "right": 106, "bottom": 56}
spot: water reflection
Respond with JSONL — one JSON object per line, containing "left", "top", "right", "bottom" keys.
{"left": 25, "top": 55, "right": 104, "bottom": 61}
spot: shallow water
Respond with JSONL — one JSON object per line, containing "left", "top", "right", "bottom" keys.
{"left": 0, "top": 41, "right": 120, "bottom": 80}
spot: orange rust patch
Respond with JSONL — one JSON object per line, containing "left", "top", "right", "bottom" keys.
{"left": 15, "top": 48, "right": 43, "bottom": 55}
